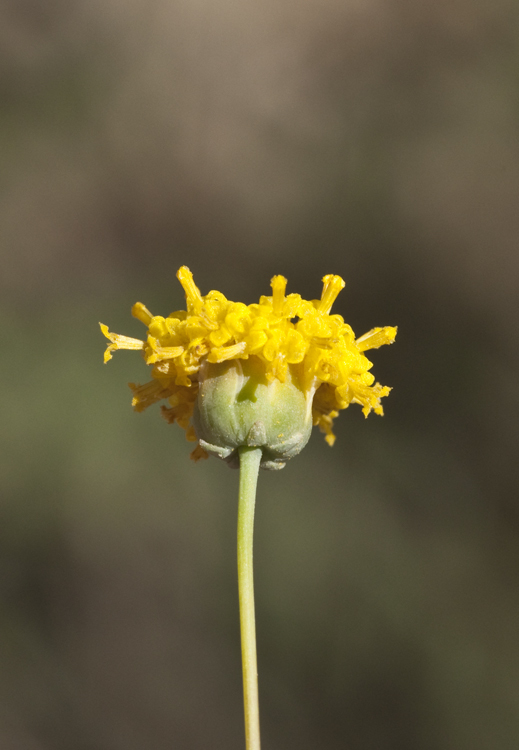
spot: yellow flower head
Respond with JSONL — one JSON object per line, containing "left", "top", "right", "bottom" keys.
{"left": 101, "top": 267, "right": 396, "bottom": 466}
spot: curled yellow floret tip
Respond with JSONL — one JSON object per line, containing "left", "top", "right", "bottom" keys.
{"left": 100, "top": 266, "right": 396, "bottom": 465}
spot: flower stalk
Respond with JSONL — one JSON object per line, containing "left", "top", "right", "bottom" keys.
{"left": 237, "top": 446, "right": 262, "bottom": 750}
{"left": 100, "top": 266, "right": 397, "bottom": 749}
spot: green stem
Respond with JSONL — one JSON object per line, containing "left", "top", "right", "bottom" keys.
{"left": 237, "top": 446, "right": 262, "bottom": 750}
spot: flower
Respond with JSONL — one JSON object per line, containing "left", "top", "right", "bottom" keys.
{"left": 101, "top": 267, "right": 396, "bottom": 466}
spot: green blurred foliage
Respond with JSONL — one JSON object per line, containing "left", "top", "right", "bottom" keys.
{"left": 1, "top": 1, "right": 519, "bottom": 748}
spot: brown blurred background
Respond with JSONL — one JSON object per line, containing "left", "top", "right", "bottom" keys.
{"left": 1, "top": 1, "right": 519, "bottom": 748}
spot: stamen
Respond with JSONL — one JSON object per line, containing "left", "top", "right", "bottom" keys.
{"left": 318, "top": 274, "right": 345, "bottom": 314}
{"left": 270, "top": 275, "right": 287, "bottom": 315}
{"left": 177, "top": 266, "right": 203, "bottom": 311}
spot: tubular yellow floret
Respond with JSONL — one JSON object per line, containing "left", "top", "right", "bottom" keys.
{"left": 318, "top": 274, "right": 345, "bottom": 314}
{"left": 99, "top": 323, "right": 145, "bottom": 362}
{"left": 177, "top": 266, "right": 203, "bottom": 311}
{"left": 208, "top": 341, "right": 248, "bottom": 363}
{"left": 270, "top": 275, "right": 287, "bottom": 315}
{"left": 145, "top": 340, "right": 184, "bottom": 364}
{"left": 356, "top": 326, "right": 397, "bottom": 351}
{"left": 129, "top": 380, "right": 173, "bottom": 412}
{"left": 132, "top": 302, "right": 154, "bottom": 325}
{"left": 101, "top": 267, "right": 396, "bottom": 459}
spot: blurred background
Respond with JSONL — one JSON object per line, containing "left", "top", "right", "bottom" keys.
{"left": 1, "top": 0, "right": 519, "bottom": 748}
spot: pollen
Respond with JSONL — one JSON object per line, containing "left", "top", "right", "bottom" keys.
{"left": 100, "top": 267, "right": 396, "bottom": 458}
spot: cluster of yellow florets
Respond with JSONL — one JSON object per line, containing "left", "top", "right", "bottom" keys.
{"left": 101, "top": 267, "right": 396, "bottom": 459}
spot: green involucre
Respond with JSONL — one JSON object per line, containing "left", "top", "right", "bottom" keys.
{"left": 193, "top": 358, "right": 313, "bottom": 470}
